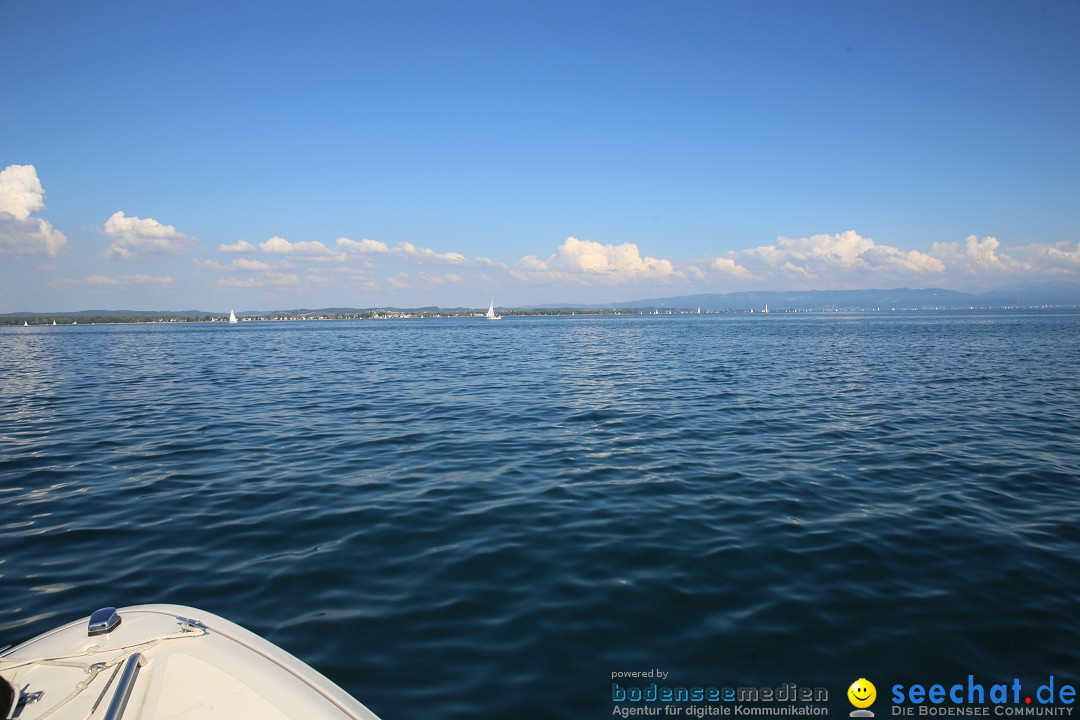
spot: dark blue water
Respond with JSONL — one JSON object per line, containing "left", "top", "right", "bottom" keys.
{"left": 2, "top": 312, "right": 1078, "bottom": 718}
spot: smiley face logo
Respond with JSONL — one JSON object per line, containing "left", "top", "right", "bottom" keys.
{"left": 848, "top": 678, "right": 876, "bottom": 715}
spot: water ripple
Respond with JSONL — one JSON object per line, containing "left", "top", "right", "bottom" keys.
{"left": 1, "top": 312, "right": 1078, "bottom": 719}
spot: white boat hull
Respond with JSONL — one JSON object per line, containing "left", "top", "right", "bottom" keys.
{"left": 0, "top": 604, "right": 381, "bottom": 719}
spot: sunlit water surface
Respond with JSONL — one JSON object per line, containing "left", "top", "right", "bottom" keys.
{"left": 2, "top": 312, "right": 1078, "bottom": 718}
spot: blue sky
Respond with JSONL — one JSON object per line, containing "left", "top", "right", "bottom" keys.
{"left": 2, "top": 0, "right": 1078, "bottom": 310}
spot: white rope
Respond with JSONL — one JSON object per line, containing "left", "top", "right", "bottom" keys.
{"left": 0, "top": 624, "right": 206, "bottom": 672}
{"left": 0, "top": 623, "right": 208, "bottom": 719}
{"left": 29, "top": 661, "right": 107, "bottom": 720}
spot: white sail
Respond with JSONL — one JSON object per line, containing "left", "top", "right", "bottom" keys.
{"left": 229, "top": 309, "right": 238, "bottom": 324}
{"left": 52, "top": 320, "right": 56, "bottom": 325}
{"left": 485, "top": 298, "right": 501, "bottom": 320}
{"left": 23, "top": 321, "right": 28, "bottom": 326}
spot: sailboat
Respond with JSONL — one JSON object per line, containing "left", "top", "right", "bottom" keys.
{"left": 228, "top": 309, "right": 238, "bottom": 324}
{"left": 52, "top": 320, "right": 57, "bottom": 326}
{"left": 764, "top": 304, "right": 769, "bottom": 314}
{"left": 23, "top": 321, "right": 28, "bottom": 326}
{"left": 485, "top": 298, "right": 502, "bottom": 320}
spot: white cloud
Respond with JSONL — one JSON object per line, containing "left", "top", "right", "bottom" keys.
{"left": 422, "top": 272, "right": 462, "bottom": 286}
{"left": 929, "top": 235, "right": 1026, "bottom": 275}
{"left": 742, "top": 230, "right": 944, "bottom": 280}
{"left": 262, "top": 272, "right": 300, "bottom": 286}
{"left": 1020, "top": 241, "right": 1080, "bottom": 272}
{"left": 259, "top": 235, "right": 339, "bottom": 259}
{"left": 1, "top": 215, "right": 68, "bottom": 257}
{"left": 52, "top": 274, "right": 173, "bottom": 287}
{"left": 516, "top": 236, "right": 681, "bottom": 283}
{"left": 336, "top": 237, "right": 497, "bottom": 273}
{"left": 862, "top": 244, "right": 945, "bottom": 273}
{"left": 1044, "top": 242, "right": 1080, "bottom": 266}
{"left": 220, "top": 271, "right": 299, "bottom": 288}
{"left": 519, "top": 254, "right": 547, "bottom": 271}
{"left": 0, "top": 164, "right": 46, "bottom": 220}
{"left": 337, "top": 237, "right": 390, "bottom": 254}
{"left": 382, "top": 269, "right": 464, "bottom": 288}
{"left": 396, "top": 242, "right": 466, "bottom": 264}
{"left": 194, "top": 258, "right": 226, "bottom": 270}
{"left": 125, "top": 274, "right": 174, "bottom": 285}
{"left": 219, "top": 240, "right": 256, "bottom": 253}
{"left": 386, "top": 272, "right": 411, "bottom": 289}
{"left": 103, "top": 211, "right": 194, "bottom": 259}
{"left": 780, "top": 261, "right": 812, "bottom": 278}
{"left": 219, "top": 277, "right": 258, "bottom": 288}
{"left": 711, "top": 256, "right": 753, "bottom": 279}
{"left": 79, "top": 275, "right": 119, "bottom": 286}
{"left": 334, "top": 265, "right": 370, "bottom": 276}
{"left": 707, "top": 230, "right": 1077, "bottom": 286}
{"left": 334, "top": 266, "right": 377, "bottom": 289}
{"left": 232, "top": 258, "right": 271, "bottom": 271}
{"left": 0, "top": 164, "right": 68, "bottom": 257}
{"left": 747, "top": 230, "right": 874, "bottom": 269}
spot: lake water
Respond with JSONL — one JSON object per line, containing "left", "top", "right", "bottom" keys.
{"left": 1, "top": 312, "right": 1078, "bottom": 719}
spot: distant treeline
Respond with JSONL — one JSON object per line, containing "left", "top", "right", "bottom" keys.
{"left": 1, "top": 315, "right": 218, "bottom": 326}
{"left": 5, "top": 303, "right": 1075, "bottom": 326}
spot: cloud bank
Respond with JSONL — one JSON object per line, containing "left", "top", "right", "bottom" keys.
{"left": 13, "top": 153, "right": 1075, "bottom": 308}
{"left": 181, "top": 225, "right": 1080, "bottom": 305}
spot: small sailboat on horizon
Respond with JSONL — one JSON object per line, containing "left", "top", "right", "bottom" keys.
{"left": 485, "top": 298, "right": 502, "bottom": 320}
{"left": 228, "top": 309, "right": 238, "bottom": 324}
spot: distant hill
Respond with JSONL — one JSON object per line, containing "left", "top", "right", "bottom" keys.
{"left": 3, "top": 282, "right": 1078, "bottom": 322}
{"left": 545, "top": 282, "right": 1080, "bottom": 311}
{"left": 972, "top": 281, "right": 1080, "bottom": 307}
{"left": 0, "top": 309, "right": 218, "bottom": 325}
{"left": 1, "top": 309, "right": 212, "bottom": 318}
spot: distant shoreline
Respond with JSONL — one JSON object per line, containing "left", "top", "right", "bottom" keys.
{"left": 4, "top": 285, "right": 1078, "bottom": 324}
{"left": 3, "top": 305, "right": 1078, "bottom": 326}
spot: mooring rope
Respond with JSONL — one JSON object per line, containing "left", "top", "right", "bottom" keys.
{"left": 0, "top": 622, "right": 208, "bottom": 719}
